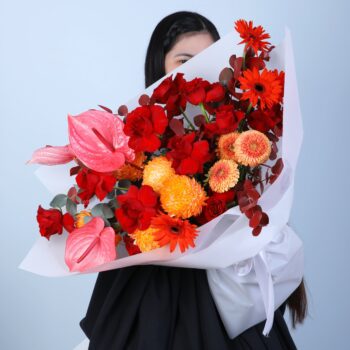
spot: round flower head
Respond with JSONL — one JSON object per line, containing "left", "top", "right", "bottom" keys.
{"left": 129, "top": 227, "right": 160, "bottom": 252}
{"left": 75, "top": 210, "right": 92, "bottom": 229}
{"left": 238, "top": 67, "right": 283, "bottom": 110}
{"left": 150, "top": 213, "right": 198, "bottom": 253}
{"left": 114, "top": 152, "right": 146, "bottom": 181}
{"left": 234, "top": 129, "right": 271, "bottom": 167}
{"left": 217, "top": 131, "right": 241, "bottom": 161}
{"left": 208, "top": 159, "right": 240, "bottom": 193}
{"left": 160, "top": 175, "right": 207, "bottom": 219}
{"left": 142, "top": 156, "right": 175, "bottom": 192}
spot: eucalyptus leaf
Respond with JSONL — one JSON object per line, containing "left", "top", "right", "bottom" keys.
{"left": 102, "top": 205, "right": 114, "bottom": 219}
{"left": 118, "top": 179, "right": 131, "bottom": 189}
{"left": 91, "top": 203, "right": 105, "bottom": 218}
{"left": 66, "top": 198, "right": 77, "bottom": 216}
{"left": 50, "top": 194, "right": 67, "bottom": 208}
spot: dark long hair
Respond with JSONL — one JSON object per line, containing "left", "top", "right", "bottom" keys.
{"left": 143, "top": 10, "right": 308, "bottom": 328}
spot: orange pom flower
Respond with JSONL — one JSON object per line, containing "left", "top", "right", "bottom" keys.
{"left": 234, "top": 19, "right": 271, "bottom": 54}
{"left": 234, "top": 130, "right": 271, "bottom": 167}
{"left": 217, "top": 131, "right": 241, "bottom": 161}
{"left": 208, "top": 159, "right": 240, "bottom": 193}
{"left": 150, "top": 213, "right": 198, "bottom": 253}
{"left": 75, "top": 210, "right": 92, "bottom": 228}
{"left": 238, "top": 67, "right": 283, "bottom": 110}
{"left": 142, "top": 156, "right": 175, "bottom": 192}
{"left": 114, "top": 152, "right": 146, "bottom": 181}
{"left": 129, "top": 227, "right": 160, "bottom": 252}
{"left": 160, "top": 175, "right": 207, "bottom": 219}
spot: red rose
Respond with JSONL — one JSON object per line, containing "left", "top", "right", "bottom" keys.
{"left": 36, "top": 205, "right": 63, "bottom": 240}
{"left": 151, "top": 73, "right": 187, "bottom": 118}
{"left": 115, "top": 185, "right": 159, "bottom": 233}
{"left": 123, "top": 105, "right": 168, "bottom": 152}
{"left": 247, "top": 104, "right": 282, "bottom": 133}
{"left": 62, "top": 213, "right": 75, "bottom": 233}
{"left": 183, "top": 78, "right": 210, "bottom": 105}
{"left": 166, "top": 132, "right": 212, "bottom": 175}
{"left": 205, "top": 82, "right": 226, "bottom": 103}
{"left": 123, "top": 234, "right": 141, "bottom": 256}
{"left": 76, "top": 167, "right": 117, "bottom": 205}
{"left": 204, "top": 105, "right": 245, "bottom": 136}
{"left": 195, "top": 190, "right": 236, "bottom": 225}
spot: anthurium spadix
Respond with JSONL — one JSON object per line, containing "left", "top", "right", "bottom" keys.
{"left": 65, "top": 217, "right": 117, "bottom": 272}
{"left": 68, "top": 110, "right": 135, "bottom": 172}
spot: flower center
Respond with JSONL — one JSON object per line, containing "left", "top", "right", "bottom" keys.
{"left": 171, "top": 226, "right": 180, "bottom": 234}
{"left": 254, "top": 83, "right": 265, "bottom": 93}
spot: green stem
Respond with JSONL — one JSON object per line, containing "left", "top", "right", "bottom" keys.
{"left": 114, "top": 186, "right": 128, "bottom": 191}
{"left": 199, "top": 102, "right": 210, "bottom": 123}
{"left": 179, "top": 107, "right": 195, "bottom": 130}
{"left": 242, "top": 44, "right": 248, "bottom": 70}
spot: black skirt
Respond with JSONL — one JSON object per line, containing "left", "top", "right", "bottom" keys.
{"left": 80, "top": 265, "right": 297, "bottom": 350}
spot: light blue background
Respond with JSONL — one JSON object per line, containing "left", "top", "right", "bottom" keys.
{"left": 1, "top": 1, "right": 348, "bottom": 349}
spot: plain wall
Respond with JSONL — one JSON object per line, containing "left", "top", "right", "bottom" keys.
{"left": 0, "top": 0, "right": 348, "bottom": 349}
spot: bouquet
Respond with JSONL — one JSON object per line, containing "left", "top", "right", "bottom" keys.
{"left": 20, "top": 20, "right": 304, "bottom": 339}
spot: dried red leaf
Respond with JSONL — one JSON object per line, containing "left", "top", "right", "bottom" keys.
{"left": 271, "top": 158, "right": 284, "bottom": 175}
{"left": 169, "top": 118, "right": 185, "bottom": 136}
{"left": 117, "top": 105, "right": 128, "bottom": 116}
{"left": 70, "top": 165, "right": 81, "bottom": 176}
{"left": 219, "top": 67, "right": 234, "bottom": 86}
{"left": 98, "top": 105, "right": 113, "bottom": 113}
{"left": 252, "top": 226, "right": 262, "bottom": 236}
{"left": 249, "top": 209, "right": 263, "bottom": 228}
{"left": 139, "top": 94, "right": 150, "bottom": 106}
{"left": 246, "top": 57, "right": 266, "bottom": 71}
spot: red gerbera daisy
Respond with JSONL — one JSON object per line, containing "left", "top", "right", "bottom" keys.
{"left": 150, "top": 213, "right": 198, "bottom": 253}
{"left": 238, "top": 67, "right": 283, "bottom": 110}
{"left": 234, "top": 19, "right": 271, "bottom": 54}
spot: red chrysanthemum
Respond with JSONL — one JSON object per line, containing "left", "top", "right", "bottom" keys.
{"left": 166, "top": 132, "right": 212, "bottom": 175}
{"left": 115, "top": 185, "right": 159, "bottom": 234}
{"left": 123, "top": 105, "right": 168, "bottom": 152}
{"left": 238, "top": 67, "right": 283, "bottom": 110}
{"left": 234, "top": 19, "right": 271, "bottom": 54}
{"left": 150, "top": 213, "right": 198, "bottom": 253}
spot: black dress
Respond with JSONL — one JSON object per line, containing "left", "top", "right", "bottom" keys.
{"left": 80, "top": 265, "right": 297, "bottom": 350}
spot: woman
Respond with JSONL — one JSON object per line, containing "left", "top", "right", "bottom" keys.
{"left": 80, "top": 11, "right": 307, "bottom": 350}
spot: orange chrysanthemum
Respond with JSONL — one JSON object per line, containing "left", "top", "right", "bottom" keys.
{"left": 129, "top": 227, "right": 160, "bottom": 252}
{"left": 160, "top": 175, "right": 207, "bottom": 219}
{"left": 238, "top": 67, "right": 283, "bottom": 110}
{"left": 142, "top": 156, "right": 175, "bottom": 192}
{"left": 114, "top": 152, "right": 146, "bottom": 181}
{"left": 150, "top": 213, "right": 198, "bottom": 253}
{"left": 208, "top": 159, "right": 240, "bottom": 193}
{"left": 75, "top": 210, "right": 92, "bottom": 228}
{"left": 234, "top": 129, "right": 271, "bottom": 167}
{"left": 234, "top": 19, "right": 271, "bottom": 54}
{"left": 217, "top": 131, "right": 241, "bottom": 161}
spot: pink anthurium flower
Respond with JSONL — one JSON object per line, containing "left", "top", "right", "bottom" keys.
{"left": 68, "top": 110, "right": 135, "bottom": 172}
{"left": 65, "top": 217, "right": 117, "bottom": 272}
{"left": 27, "top": 145, "right": 75, "bottom": 165}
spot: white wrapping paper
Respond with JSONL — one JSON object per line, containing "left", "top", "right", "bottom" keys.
{"left": 19, "top": 26, "right": 304, "bottom": 342}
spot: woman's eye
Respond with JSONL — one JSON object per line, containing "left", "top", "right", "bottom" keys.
{"left": 179, "top": 59, "right": 188, "bottom": 64}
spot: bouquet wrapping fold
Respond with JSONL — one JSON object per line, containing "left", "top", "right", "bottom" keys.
{"left": 19, "top": 26, "right": 304, "bottom": 340}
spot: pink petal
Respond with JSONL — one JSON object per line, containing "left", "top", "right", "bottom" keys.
{"left": 27, "top": 145, "right": 74, "bottom": 165}
{"left": 68, "top": 110, "right": 135, "bottom": 172}
{"left": 65, "top": 217, "right": 117, "bottom": 272}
